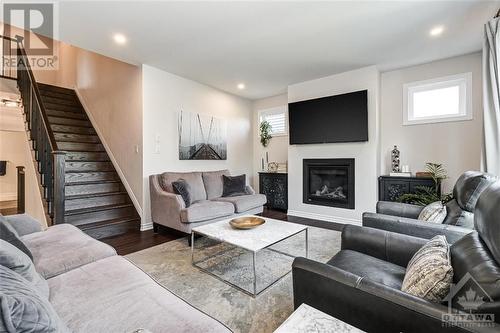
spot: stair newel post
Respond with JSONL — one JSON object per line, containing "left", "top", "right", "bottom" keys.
{"left": 52, "top": 151, "right": 66, "bottom": 225}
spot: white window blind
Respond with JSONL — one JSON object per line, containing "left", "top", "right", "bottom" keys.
{"left": 403, "top": 72, "right": 472, "bottom": 125}
{"left": 259, "top": 106, "right": 287, "bottom": 136}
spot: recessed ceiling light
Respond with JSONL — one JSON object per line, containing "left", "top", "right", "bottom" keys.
{"left": 237, "top": 83, "right": 245, "bottom": 90}
{"left": 430, "top": 26, "right": 444, "bottom": 37}
{"left": 113, "top": 33, "right": 127, "bottom": 45}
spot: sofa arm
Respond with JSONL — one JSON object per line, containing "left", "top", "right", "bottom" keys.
{"left": 292, "top": 257, "right": 477, "bottom": 333}
{"left": 149, "top": 175, "right": 185, "bottom": 227}
{"left": 341, "top": 225, "right": 427, "bottom": 267}
{"left": 4, "top": 214, "right": 43, "bottom": 236}
{"left": 376, "top": 201, "right": 424, "bottom": 219}
{"left": 245, "top": 185, "right": 256, "bottom": 195}
{"left": 363, "top": 212, "right": 472, "bottom": 244}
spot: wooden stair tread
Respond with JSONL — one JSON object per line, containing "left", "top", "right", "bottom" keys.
{"left": 79, "top": 217, "right": 140, "bottom": 230}
{"left": 66, "top": 191, "right": 128, "bottom": 200}
{"left": 65, "top": 179, "right": 120, "bottom": 186}
{"left": 64, "top": 203, "right": 135, "bottom": 216}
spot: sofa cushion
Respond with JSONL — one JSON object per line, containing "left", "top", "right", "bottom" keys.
{"left": 0, "top": 265, "right": 68, "bottom": 333}
{"left": 222, "top": 174, "right": 246, "bottom": 197}
{"left": 172, "top": 178, "right": 192, "bottom": 207}
{"left": 202, "top": 170, "right": 230, "bottom": 200}
{"left": 0, "top": 239, "right": 49, "bottom": 298}
{"left": 0, "top": 214, "right": 33, "bottom": 260}
{"left": 160, "top": 172, "right": 207, "bottom": 202}
{"left": 327, "top": 249, "right": 406, "bottom": 289}
{"left": 47, "top": 256, "right": 230, "bottom": 333}
{"left": 402, "top": 235, "right": 453, "bottom": 302}
{"left": 180, "top": 200, "right": 234, "bottom": 223}
{"left": 442, "top": 199, "right": 474, "bottom": 228}
{"left": 21, "top": 224, "right": 116, "bottom": 279}
{"left": 213, "top": 194, "right": 267, "bottom": 213}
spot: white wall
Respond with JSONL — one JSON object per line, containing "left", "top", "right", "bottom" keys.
{"left": 252, "top": 94, "right": 288, "bottom": 191}
{"left": 287, "top": 66, "right": 380, "bottom": 224}
{"left": 380, "top": 52, "right": 483, "bottom": 192}
{"left": 142, "top": 65, "right": 253, "bottom": 229}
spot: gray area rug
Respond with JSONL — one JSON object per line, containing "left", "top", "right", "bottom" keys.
{"left": 126, "top": 223, "right": 341, "bottom": 333}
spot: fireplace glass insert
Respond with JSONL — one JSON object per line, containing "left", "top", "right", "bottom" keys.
{"left": 303, "top": 159, "right": 354, "bottom": 209}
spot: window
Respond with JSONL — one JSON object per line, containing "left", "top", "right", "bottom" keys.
{"left": 259, "top": 106, "right": 287, "bottom": 136}
{"left": 403, "top": 72, "right": 472, "bottom": 125}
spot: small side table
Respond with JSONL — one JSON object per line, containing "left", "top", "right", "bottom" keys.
{"left": 274, "top": 304, "right": 365, "bottom": 333}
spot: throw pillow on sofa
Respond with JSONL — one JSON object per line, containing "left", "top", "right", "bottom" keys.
{"left": 172, "top": 178, "right": 192, "bottom": 207}
{"left": 0, "top": 239, "right": 49, "bottom": 298}
{"left": 418, "top": 201, "right": 447, "bottom": 223}
{"left": 0, "top": 265, "right": 69, "bottom": 333}
{"left": 0, "top": 215, "right": 33, "bottom": 260}
{"left": 402, "top": 235, "right": 453, "bottom": 302}
{"left": 222, "top": 174, "right": 246, "bottom": 197}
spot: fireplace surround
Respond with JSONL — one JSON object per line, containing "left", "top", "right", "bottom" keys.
{"left": 303, "top": 158, "right": 355, "bottom": 209}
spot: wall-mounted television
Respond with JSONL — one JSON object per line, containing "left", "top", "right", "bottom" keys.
{"left": 288, "top": 90, "right": 368, "bottom": 145}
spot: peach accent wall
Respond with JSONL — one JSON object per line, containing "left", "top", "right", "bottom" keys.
{"left": 2, "top": 25, "right": 143, "bottom": 215}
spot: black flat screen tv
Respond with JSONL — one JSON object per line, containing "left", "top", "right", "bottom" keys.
{"left": 288, "top": 90, "right": 368, "bottom": 144}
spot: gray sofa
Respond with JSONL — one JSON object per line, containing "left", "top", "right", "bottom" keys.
{"left": 363, "top": 171, "right": 497, "bottom": 243}
{"left": 2, "top": 214, "right": 231, "bottom": 333}
{"left": 149, "top": 170, "right": 266, "bottom": 234}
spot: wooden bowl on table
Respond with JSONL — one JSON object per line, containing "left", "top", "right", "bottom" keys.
{"left": 229, "top": 216, "right": 266, "bottom": 229}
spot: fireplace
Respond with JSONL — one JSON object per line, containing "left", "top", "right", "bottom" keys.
{"left": 303, "top": 159, "right": 355, "bottom": 209}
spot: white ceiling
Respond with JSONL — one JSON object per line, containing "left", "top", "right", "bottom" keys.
{"left": 49, "top": 1, "right": 500, "bottom": 99}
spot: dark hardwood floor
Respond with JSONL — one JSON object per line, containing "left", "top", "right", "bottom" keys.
{"left": 101, "top": 208, "right": 344, "bottom": 255}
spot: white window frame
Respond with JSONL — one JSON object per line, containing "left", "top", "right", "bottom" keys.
{"left": 403, "top": 72, "right": 472, "bottom": 126}
{"left": 258, "top": 106, "right": 288, "bottom": 137}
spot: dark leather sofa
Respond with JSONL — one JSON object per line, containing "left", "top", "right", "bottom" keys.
{"left": 363, "top": 171, "right": 497, "bottom": 243}
{"left": 292, "top": 180, "right": 500, "bottom": 333}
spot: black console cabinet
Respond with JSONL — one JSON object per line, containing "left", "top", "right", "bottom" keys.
{"left": 259, "top": 172, "right": 288, "bottom": 210}
{"left": 379, "top": 176, "right": 439, "bottom": 202}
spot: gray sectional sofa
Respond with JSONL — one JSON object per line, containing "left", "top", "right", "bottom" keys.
{"left": 149, "top": 170, "right": 266, "bottom": 234}
{"left": 1, "top": 214, "right": 231, "bottom": 333}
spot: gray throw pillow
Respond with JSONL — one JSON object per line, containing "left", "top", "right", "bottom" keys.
{"left": 0, "top": 265, "right": 69, "bottom": 333}
{"left": 402, "top": 235, "right": 453, "bottom": 302}
{"left": 222, "top": 174, "right": 246, "bottom": 197}
{"left": 0, "top": 239, "right": 49, "bottom": 299}
{"left": 172, "top": 178, "right": 192, "bottom": 207}
{"left": 418, "top": 201, "right": 447, "bottom": 223}
{"left": 0, "top": 215, "right": 33, "bottom": 260}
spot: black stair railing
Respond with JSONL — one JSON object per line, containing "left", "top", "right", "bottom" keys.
{"left": 9, "top": 35, "right": 66, "bottom": 225}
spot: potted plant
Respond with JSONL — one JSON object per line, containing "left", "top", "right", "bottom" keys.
{"left": 260, "top": 120, "right": 272, "bottom": 147}
{"left": 398, "top": 163, "right": 453, "bottom": 206}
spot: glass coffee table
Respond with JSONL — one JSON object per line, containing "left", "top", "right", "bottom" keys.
{"left": 191, "top": 216, "right": 308, "bottom": 297}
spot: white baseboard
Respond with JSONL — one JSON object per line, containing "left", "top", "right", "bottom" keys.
{"left": 140, "top": 222, "right": 153, "bottom": 231}
{"left": 74, "top": 89, "right": 143, "bottom": 218}
{"left": 287, "top": 209, "right": 361, "bottom": 225}
{"left": 0, "top": 193, "right": 17, "bottom": 201}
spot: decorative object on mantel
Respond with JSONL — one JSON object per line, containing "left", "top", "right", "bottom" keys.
{"left": 229, "top": 216, "right": 266, "bottom": 229}
{"left": 178, "top": 110, "right": 227, "bottom": 160}
{"left": 397, "top": 163, "right": 452, "bottom": 206}
{"left": 391, "top": 145, "right": 401, "bottom": 172}
{"left": 259, "top": 120, "right": 272, "bottom": 147}
{"left": 416, "top": 171, "right": 432, "bottom": 178}
{"left": 267, "top": 162, "right": 279, "bottom": 173}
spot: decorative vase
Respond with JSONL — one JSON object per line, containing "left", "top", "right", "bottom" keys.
{"left": 391, "top": 145, "right": 400, "bottom": 173}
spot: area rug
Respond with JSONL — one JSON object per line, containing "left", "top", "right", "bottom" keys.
{"left": 126, "top": 223, "right": 341, "bottom": 333}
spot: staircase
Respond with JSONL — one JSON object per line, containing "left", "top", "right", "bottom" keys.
{"left": 40, "top": 83, "right": 140, "bottom": 238}
{"left": 4, "top": 35, "right": 140, "bottom": 239}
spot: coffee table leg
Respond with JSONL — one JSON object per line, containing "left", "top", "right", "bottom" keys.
{"left": 191, "top": 232, "right": 195, "bottom": 263}
{"left": 253, "top": 251, "right": 257, "bottom": 296}
{"left": 305, "top": 228, "right": 309, "bottom": 258}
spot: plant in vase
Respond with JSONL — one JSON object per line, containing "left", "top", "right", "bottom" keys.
{"left": 398, "top": 163, "right": 453, "bottom": 206}
{"left": 260, "top": 120, "right": 272, "bottom": 147}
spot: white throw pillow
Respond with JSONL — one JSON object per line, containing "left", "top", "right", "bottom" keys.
{"left": 418, "top": 201, "right": 447, "bottom": 223}
{"left": 402, "top": 235, "right": 453, "bottom": 302}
